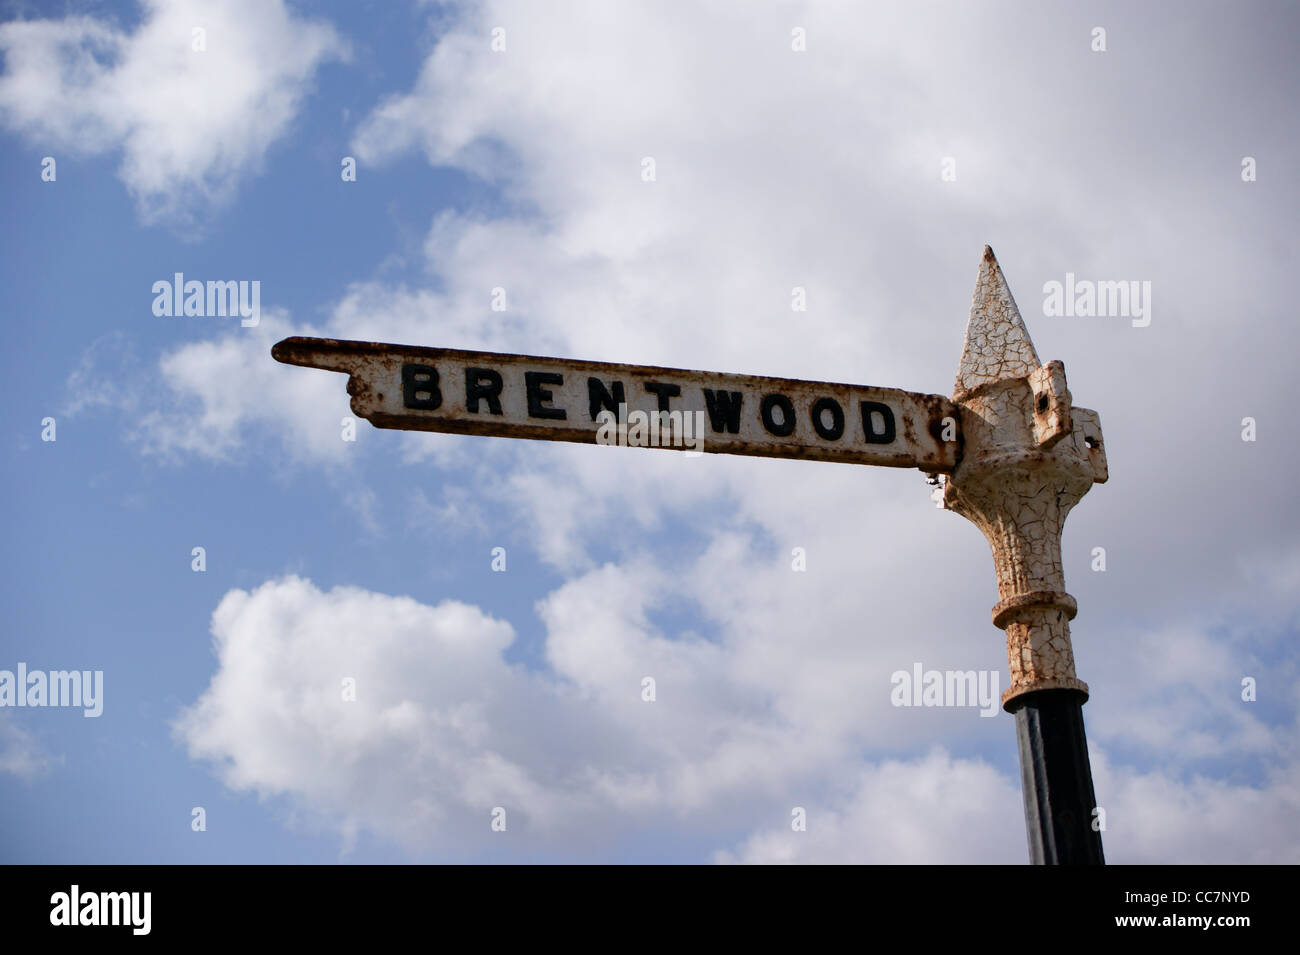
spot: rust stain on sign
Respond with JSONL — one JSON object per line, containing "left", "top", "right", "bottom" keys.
{"left": 272, "top": 337, "right": 962, "bottom": 472}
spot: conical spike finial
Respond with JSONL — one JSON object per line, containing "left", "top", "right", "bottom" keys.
{"left": 954, "top": 246, "right": 1040, "bottom": 396}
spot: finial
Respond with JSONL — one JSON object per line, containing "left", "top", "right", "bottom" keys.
{"left": 954, "top": 246, "right": 1040, "bottom": 397}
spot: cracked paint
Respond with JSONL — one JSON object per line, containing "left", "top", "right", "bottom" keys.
{"left": 944, "top": 248, "right": 1105, "bottom": 709}
{"left": 954, "top": 246, "right": 1042, "bottom": 397}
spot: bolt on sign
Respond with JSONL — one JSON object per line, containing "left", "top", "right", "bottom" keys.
{"left": 273, "top": 247, "right": 1109, "bottom": 865}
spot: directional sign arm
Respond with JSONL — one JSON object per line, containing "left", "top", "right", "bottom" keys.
{"left": 272, "top": 336, "right": 962, "bottom": 472}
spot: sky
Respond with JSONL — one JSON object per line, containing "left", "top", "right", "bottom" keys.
{"left": 0, "top": 0, "right": 1296, "bottom": 864}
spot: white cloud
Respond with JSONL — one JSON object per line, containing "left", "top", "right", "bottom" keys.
{"left": 177, "top": 575, "right": 1300, "bottom": 861}
{"left": 720, "top": 745, "right": 1300, "bottom": 864}
{"left": 0, "top": 712, "right": 62, "bottom": 780}
{"left": 718, "top": 749, "right": 1024, "bottom": 864}
{"left": 1086, "top": 623, "right": 1284, "bottom": 762}
{"left": 175, "top": 576, "right": 564, "bottom": 849}
{"left": 0, "top": 0, "right": 346, "bottom": 225}
{"left": 1092, "top": 749, "right": 1300, "bottom": 864}
{"left": 130, "top": 312, "right": 358, "bottom": 464}
{"left": 178, "top": 574, "right": 989, "bottom": 854}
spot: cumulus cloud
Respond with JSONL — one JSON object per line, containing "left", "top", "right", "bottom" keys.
{"left": 176, "top": 576, "right": 1300, "bottom": 862}
{"left": 718, "top": 749, "right": 1025, "bottom": 864}
{"left": 1091, "top": 750, "right": 1300, "bottom": 864}
{"left": 0, "top": 0, "right": 346, "bottom": 225}
{"left": 174, "top": 574, "right": 757, "bottom": 853}
{"left": 177, "top": 575, "right": 1010, "bottom": 856}
{"left": 720, "top": 745, "right": 1300, "bottom": 864}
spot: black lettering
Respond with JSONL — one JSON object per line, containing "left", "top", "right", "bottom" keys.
{"left": 702, "top": 389, "right": 743, "bottom": 433}
{"left": 860, "top": 400, "right": 896, "bottom": 444}
{"left": 525, "top": 371, "right": 566, "bottom": 420}
{"left": 760, "top": 393, "right": 796, "bottom": 437}
{"left": 643, "top": 381, "right": 681, "bottom": 413}
{"left": 810, "top": 396, "right": 844, "bottom": 441}
{"left": 587, "top": 377, "right": 625, "bottom": 421}
{"left": 402, "top": 364, "right": 442, "bottom": 410}
{"left": 465, "top": 368, "right": 503, "bottom": 415}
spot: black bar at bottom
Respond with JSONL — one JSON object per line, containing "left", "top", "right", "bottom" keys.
{"left": 4, "top": 865, "right": 1275, "bottom": 939}
{"left": 1008, "top": 688, "right": 1106, "bottom": 865}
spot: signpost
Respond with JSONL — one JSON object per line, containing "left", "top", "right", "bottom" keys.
{"left": 273, "top": 246, "right": 1109, "bottom": 864}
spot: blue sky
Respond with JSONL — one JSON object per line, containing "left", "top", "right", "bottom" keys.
{"left": 1, "top": 0, "right": 1297, "bottom": 864}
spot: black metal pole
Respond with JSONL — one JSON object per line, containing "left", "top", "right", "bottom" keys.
{"left": 1006, "top": 688, "right": 1105, "bottom": 864}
